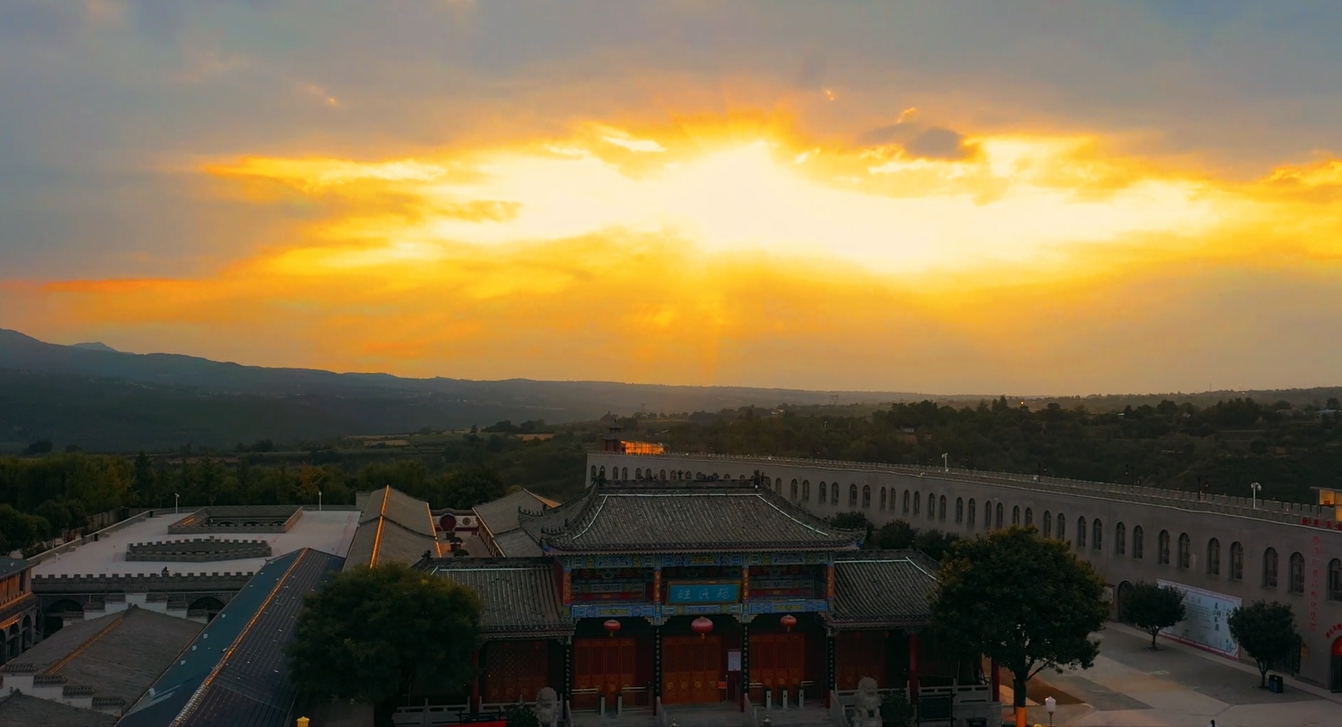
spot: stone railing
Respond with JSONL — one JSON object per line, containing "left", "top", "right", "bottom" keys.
{"left": 602, "top": 451, "right": 1338, "bottom": 529}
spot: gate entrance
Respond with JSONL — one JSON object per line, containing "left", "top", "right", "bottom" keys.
{"left": 1331, "top": 637, "right": 1342, "bottom": 693}
{"left": 750, "top": 632, "right": 804, "bottom": 701}
{"left": 574, "top": 637, "right": 635, "bottom": 709}
{"left": 662, "top": 635, "right": 723, "bottom": 704}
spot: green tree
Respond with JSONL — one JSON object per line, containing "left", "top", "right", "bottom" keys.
{"left": 289, "top": 564, "right": 482, "bottom": 723}
{"left": 934, "top": 527, "right": 1108, "bottom": 718}
{"left": 436, "top": 466, "right": 507, "bottom": 509}
{"left": 829, "top": 511, "right": 872, "bottom": 539}
{"left": 871, "top": 520, "right": 917, "bottom": 550}
{"left": 1227, "top": 600, "right": 1298, "bottom": 687}
{"left": 1125, "top": 581, "right": 1186, "bottom": 650}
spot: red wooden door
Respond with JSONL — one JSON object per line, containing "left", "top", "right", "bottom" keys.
{"left": 662, "top": 635, "right": 723, "bottom": 704}
{"left": 484, "top": 640, "right": 550, "bottom": 705}
{"left": 750, "top": 633, "right": 804, "bottom": 698}
{"left": 574, "top": 638, "right": 635, "bottom": 709}
{"left": 835, "top": 631, "right": 886, "bottom": 690}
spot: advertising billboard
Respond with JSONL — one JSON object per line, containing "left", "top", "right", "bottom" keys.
{"left": 1157, "top": 579, "right": 1241, "bottom": 658}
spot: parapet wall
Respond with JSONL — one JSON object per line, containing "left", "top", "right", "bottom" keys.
{"left": 168, "top": 505, "right": 302, "bottom": 534}
{"left": 125, "top": 538, "right": 272, "bottom": 562}
{"left": 32, "top": 571, "right": 254, "bottom": 594}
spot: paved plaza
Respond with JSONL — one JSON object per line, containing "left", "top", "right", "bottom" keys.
{"left": 1021, "top": 623, "right": 1342, "bottom": 727}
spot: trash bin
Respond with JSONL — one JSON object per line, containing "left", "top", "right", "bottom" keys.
{"left": 1268, "top": 674, "right": 1284, "bottom": 693}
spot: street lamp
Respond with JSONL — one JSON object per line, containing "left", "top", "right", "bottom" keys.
{"left": 1250, "top": 482, "right": 1262, "bottom": 510}
{"left": 942, "top": 453, "right": 949, "bottom": 472}
{"left": 174, "top": 493, "right": 179, "bottom": 515}
{"left": 1045, "top": 696, "right": 1056, "bottom": 726}
{"left": 318, "top": 490, "right": 322, "bottom": 512}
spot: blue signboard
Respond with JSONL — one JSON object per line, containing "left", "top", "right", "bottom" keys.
{"left": 668, "top": 583, "right": 740, "bottom": 604}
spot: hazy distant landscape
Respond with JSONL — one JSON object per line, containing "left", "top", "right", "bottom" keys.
{"left": 3, "top": 328, "right": 1341, "bottom": 454}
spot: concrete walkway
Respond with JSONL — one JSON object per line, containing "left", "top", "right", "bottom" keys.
{"left": 1019, "top": 624, "right": 1342, "bottom": 727}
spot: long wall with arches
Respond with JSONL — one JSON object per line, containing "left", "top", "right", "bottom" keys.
{"left": 588, "top": 451, "right": 1342, "bottom": 691}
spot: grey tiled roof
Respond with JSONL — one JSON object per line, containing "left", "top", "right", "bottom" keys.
{"left": 426, "top": 558, "right": 571, "bottom": 638}
{"left": 10, "top": 606, "right": 202, "bottom": 705}
{"left": 518, "top": 481, "right": 862, "bottom": 554}
{"left": 0, "top": 555, "right": 30, "bottom": 580}
{"left": 344, "top": 487, "right": 441, "bottom": 570}
{"left": 0, "top": 693, "right": 117, "bottom": 727}
{"left": 828, "top": 550, "right": 939, "bottom": 629}
{"left": 473, "top": 489, "right": 553, "bottom": 538}
{"left": 492, "top": 529, "right": 543, "bottom": 557}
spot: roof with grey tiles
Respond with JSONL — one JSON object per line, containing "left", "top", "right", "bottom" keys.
{"left": 0, "top": 693, "right": 117, "bottom": 727}
{"left": 473, "top": 489, "right": 554, "bottom": 540}
{"left": 492, "top": 528, "right": 543, "bottom": 557}
{"left": 517, "top": 481, "right": 862, "bottom": 554}
{"left": 0, "top": 555, "right": 31, "bottom": 580}
{"left": 828, "top": 550, "right": 939, "bottom": 629}
{"left": 425, "top": 558, "right": 571, "bottom": 639}
{"left": 10, "top": 606, "right": 202, "bottom": 706}
{"left": 344, "top": 487, "right": 441, "bottom": 570}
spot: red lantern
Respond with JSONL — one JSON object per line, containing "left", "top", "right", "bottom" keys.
{"left": 691, "top": 616, "right": 714, "bottom": 640}
{"left": 780, "top": 614, "right": 797, "bottom": 632}
{"left": 604, "top": 619, "right": 621, "bottom": 637}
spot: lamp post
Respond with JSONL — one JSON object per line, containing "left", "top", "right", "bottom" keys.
{"left": 942, "top": 453, "right": 949, "bottom": 472}
{"left": 1251, "top": 482, "right": 1262, "bottom": 510}
{"left": 1045, "top": 696, "right": 1056, "bottom": 726}
{"left": 174, "top": 493, "right": 179, "bottom": 515}
{"left": 318, "top": 490, "right": 322, "bottom": 512}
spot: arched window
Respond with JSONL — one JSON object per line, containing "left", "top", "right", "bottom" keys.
{"left": 1158, "top": 530, "right": 1171, "bottom": 565}
{"left": 955, "top": 497, "right": 964, "bottom": 524}
{"left": 775, "top": 477, "right": 783, "bottom": 493}
{"left": 1177, "top": 533, "right": 1190, "bottom": 569}
{"left": 1263, "top": 547, "right": 1279, "bottom": 587}
{"left": 1043, "top": 510, "right": 1053, "bottom": 538}
{"left": 1057, "top": 513, "right": 1066, "bottom": 541}
{"left": 790, "top": 479, "right": 799, "bottom": 501}
{"left": 903, "top": 491, "right": 910, "bottom": 514}
{"left": 819, "top": 482, "right": 828, "bottom": 503}
{"left": 1133, "top": 526, "right": 1144, "bottom": 560}
{"left": 591, "top": 465, "right": 598, "bottom": 480}
{"left": 1092, "top": 519, "right": 1103, "bottom": 551}
{"left": 1114, "top": 523, "right": 1126, "bottom": 556}
{"left": 879, "top": 487, "right": 886, "bottom": 510}
{"left": 913, "top": 491, "right": 921, "bottom": 515}
{"left": 1329, "top": 559, "right": 1342, "bottom": 601}
{"left": 832, "top": 485, "right": 839, "bottom": 505}
{"left": 1077, "top": 517, "right": 1087, "bottom": 549}
{"left": 762, "top": 475, "right": 769, "bottom": 487}
{"left": 862, "top": 485, "right": 872, "bottom": 509}
{"left": 967, "top": 499, "right": 977, "bottom": 527}
{"left": 1207, "top": 538, "right": 1221, "bottom": 576}
{"left": 1230, "top": 542, "right": 1243, "bottom": 580}
{"left": 939, "top": 495, "right": 947, "bottom": 521}
{"left": 636, "top": 468, "right": 643, "bottom": 479}
{"left": 622, "top": 467, "right": 628, "bottom": 480}
{"left": 1012, "top": 506, "right": 1021, "bottom": 526}
{"left": 995, "top": 502, "right": 1004, "bottom": 529}
{"left": 802, "top": 480, "right": 811, "bottom": 502}
{"left": 1289, "top": 552, "right": 1305, "bottom": 593}
{"left": 1024, "top": 508, "right": 1033, "bottom": 527}
{"left": 599, "top": 466, "right": 606, "bottom": 479}
{"left": 927, "top": 493, "right": 936, "bottom": 521}
{"left": 849, "top": 484, "right": 859, "bottom": 508}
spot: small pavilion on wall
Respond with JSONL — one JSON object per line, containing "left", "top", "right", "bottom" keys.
{"left": 416, "top": 475, "right": 991, "bottom": 719}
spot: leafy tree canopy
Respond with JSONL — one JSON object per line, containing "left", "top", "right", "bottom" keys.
{"left": 934, "top": 527, "right": 1109, "bottom": 709}
{"left": 1125, "top": 581, "right": 1186, "bottom": 650}
{"left": 289, "top": 563, "right": 482, "bottom": 710}
{"left": 1227, "top": 600, "right": 1298, "bottom": 687}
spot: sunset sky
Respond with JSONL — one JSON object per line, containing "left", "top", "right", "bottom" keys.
{"left": 3, "top": 1, "right": 1342, "bottom": 395}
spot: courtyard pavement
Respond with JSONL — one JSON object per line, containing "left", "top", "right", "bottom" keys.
{"left": 1018, "top": 623, "right": 1342, "bottom": 727}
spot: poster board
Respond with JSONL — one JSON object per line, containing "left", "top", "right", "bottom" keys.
{"left": 1157, "top": 579, "right": 1240, "bottom": 658}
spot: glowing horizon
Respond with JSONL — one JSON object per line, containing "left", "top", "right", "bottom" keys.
{"left": 3, "top": 3, "right": 1342, "bottom": 395}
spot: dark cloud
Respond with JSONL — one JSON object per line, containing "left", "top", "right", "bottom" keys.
{"left": 904, "top": 127, "right": 973, "bottom": 160}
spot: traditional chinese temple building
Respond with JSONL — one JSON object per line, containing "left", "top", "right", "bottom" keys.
{"left": 417, "top": 475, "right": 993, "bottom": 721}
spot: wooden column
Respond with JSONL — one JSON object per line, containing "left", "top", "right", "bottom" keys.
{"left": 561, "top": 568, "right": 572, "bottom": 606}
{"left": 471, "top": 647, "right": 481, "bottom": 713}
{"left": 740, "top": 622, "right": 750, "bottom": 712}
{"left": 990, "top": 657, "right": 1001, "bottom": 703}
{"left": 908, "top": 631, "right": 920, "bottom": 705}
{"left": 653, "top": 567, "right": 662, "bottom": 604}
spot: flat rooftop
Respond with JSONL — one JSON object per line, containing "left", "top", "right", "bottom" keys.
{"left": 33, "top": 509, "right": 358, "bottom": 578}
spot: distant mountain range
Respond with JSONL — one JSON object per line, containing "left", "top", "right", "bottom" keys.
{"left": 0, "top": 328, "right": 918, "bottom": 452}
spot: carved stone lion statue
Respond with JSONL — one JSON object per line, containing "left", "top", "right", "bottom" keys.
{"left": 534, "top": 686, "right": 559, "bottom": 727}
{"left": 852, "top": 676, "right": 881, "bottom": 727}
